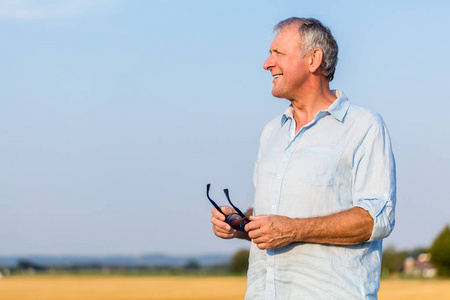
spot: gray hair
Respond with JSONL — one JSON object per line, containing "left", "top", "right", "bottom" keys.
{"left": 274, "top": 17, "right": 338, "bottom": 81}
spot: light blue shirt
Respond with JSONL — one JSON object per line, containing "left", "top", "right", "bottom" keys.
{"left": 246, "top": 90, "right": 396, "bottom": 299}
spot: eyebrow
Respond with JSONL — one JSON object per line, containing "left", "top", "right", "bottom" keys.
{"left": 269, "top": 49, "right": 283, "bottom": 54}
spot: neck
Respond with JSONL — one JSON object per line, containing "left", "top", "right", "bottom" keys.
{"left": 289, "top": 78, "right": 337, "bottom": 132}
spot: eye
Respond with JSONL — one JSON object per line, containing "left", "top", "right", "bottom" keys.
{"left": 269, "top": 49, "right": 283, "bottom": 56}
{"left": 273, "top": 49, "right": 284, "bottom": 55}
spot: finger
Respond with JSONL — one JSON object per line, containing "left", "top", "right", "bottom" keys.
{"left": 251, "top": 234, "right": 268, "bottom": 249}
{"left": 220, "top": 206, "right": 235, "bottom": 216}
{"left": 245, "top": 215, "right": 267, "bottom": 231}
{"left": 255, "top": 242, "right": 269, "bottom": 250}
{"left": 211, "top": 214, "right": 232, "bottom": 232}
{"left": 211, "top": 218, "right": 235, "bottom": 234}
{"left": 245, "top": 221, "right": 258, "bottom": 232}
{"left": 246, "top": 225, "right": 264, "bottom": 239}
{"left": 249, "top": 215, "right": 267, "bottom": 221}
{"left": 211, "top": 222, "right": 236, "bottom": 239}
{"left": 211, "top": 206, "right": 235, "bottom": 219}
{"left": 211, "top": 208, "right": 226, "bottom": 221}
{"left": 212, "top": 226, "right": 235, "bottom": 238}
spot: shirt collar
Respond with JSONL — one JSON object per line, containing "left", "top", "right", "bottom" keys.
{"left": 281, "top": 106, "right": 294, "bottom": 126}
{"left": 281, "top": 90, "right": 350, "bottom": 126}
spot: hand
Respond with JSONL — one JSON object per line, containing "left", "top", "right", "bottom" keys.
{"left": 245, "top": 215, "right": 298, "bottom": 250}
{"left": 210, "top": 206, "right": 238, "bottom": 239}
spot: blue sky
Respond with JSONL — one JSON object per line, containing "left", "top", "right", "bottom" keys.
{"left": 0, "top": 0, "right": 449, "bottom": 256}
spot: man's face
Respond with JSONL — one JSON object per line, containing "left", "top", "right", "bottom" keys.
{"left": 263, "top": 26, "right": 310, "bottom": 100}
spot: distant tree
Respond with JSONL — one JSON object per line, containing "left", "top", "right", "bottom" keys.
{"left": 405, "top": 247, "right": 429, "bottom": 258}
{"left": 429, "top": 224, "right": 450, "bottom": 277}
{"left": 229, "top": 249, "right": 249, "bottom": 275}
{"left": 16, "top": 259, "right": 46, "bottom": 271}
{"left": 183, "top": 259, "right": 200, "bottom": 270}
{"left": 381, "top": 246, "right": 407, "bottom": 276}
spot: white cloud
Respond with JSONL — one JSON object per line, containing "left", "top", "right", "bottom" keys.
{"left": 0, "top": 0, "right": 120, "bottom": 20}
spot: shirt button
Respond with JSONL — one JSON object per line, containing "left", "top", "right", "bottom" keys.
{"left": 383, "top": 193, "right": 389, "bottom": 198}
{"left": 271, "top": 205, "right": 277, "bottom": 211}
{"left": 277, "top": 174, "right": 281, "bottom": 179}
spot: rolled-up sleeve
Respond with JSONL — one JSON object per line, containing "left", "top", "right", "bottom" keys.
{"left": 352, "top": 119, "right": 396, "bottom": 242}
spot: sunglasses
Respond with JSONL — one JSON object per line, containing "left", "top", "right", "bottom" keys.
{"left": 206, "top": 184, "right": 250, "bottom": 232}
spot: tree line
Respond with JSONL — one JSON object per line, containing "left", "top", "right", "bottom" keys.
{"left": 383, "top": 224, "right": 450, "bottom": 277}
{"left": 2, "top": 225, "right": 448, "bottom": 277}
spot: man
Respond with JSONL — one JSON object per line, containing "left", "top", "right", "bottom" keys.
{"left": 211, "top": 17, "right": 396, "bottom": 299}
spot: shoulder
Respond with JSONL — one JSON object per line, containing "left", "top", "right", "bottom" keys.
{"left": 347, "top": 103, "right": 387, "bottom": 130}
{"left": 261, "top": 114, "right": 284, "bottom": 136}
{"left": 256, "top": 114, "right": 284, "bottom": 149}
{"left": 346, "top": 103, "right": 393, "bottom": 147}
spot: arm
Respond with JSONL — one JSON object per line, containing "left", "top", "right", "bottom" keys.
{"left": 352, "top": 120, "right": 396, "bottom": 242}
{"left": 245, "top": 207, "right": 373, "bottom": 250}
{"left": 246, "top": 117, "right": 396, "bottom": 250}
{"left": 211, "top": 207, "right": 253, "bottom": 241}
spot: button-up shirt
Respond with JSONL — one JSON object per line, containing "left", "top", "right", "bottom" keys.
{"left": 246, "top": 90, "right": 396, "bottom": 299}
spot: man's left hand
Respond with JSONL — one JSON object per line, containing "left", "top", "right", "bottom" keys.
{"left": 245, "top": 215, "right": 298, "bottom": 250}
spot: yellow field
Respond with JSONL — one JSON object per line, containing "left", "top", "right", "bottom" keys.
{"left": 0, "top": 276, "right": 449, "bottom": 300}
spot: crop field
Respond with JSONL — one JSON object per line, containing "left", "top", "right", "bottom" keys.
{"left": 0, "top": 276, "right": 449, "bottom": 300}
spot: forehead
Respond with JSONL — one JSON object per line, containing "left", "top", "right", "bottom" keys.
{"left": 270, "top": 26, "right": 302, "bottom": 52}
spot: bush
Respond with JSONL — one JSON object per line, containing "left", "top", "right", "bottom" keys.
{"left": 429, "top": 225, "right": 450, "bottom": 277}
{"left": 229, "top": 249, "right": 249, "bottom": 275}
{"left": 381, "top": 246, "right": 406, "bottom": 276}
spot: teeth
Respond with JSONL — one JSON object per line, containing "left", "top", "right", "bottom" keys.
{"left": 274, "top": 75, "right": 282, "bottom": 79}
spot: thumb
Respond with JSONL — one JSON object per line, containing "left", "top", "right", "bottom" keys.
{"left": 220, "top": 206, "right": 234, "bottom": 216}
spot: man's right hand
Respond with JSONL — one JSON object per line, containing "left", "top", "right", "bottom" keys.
{"left": 211, "top": 206, "right": 238, "bottom": 239}
{"left": 210, "top": 206, "right": 251, "bottom": 240}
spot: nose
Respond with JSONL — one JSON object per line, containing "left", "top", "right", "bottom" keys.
{"left": 263, "top": 54, "right": 275, "bottom": 70}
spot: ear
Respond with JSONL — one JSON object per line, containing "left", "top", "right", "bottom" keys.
{"left": 308, "top": 48, "right": 323, "bottom": 74}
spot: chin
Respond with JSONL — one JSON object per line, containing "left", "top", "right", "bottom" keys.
{"left": 272, "top": 86, "right": 287, "bottom": 98}
{"left": 271, "top": 89, "right": 280, "bottom": 97}
{"left": 271, "top": 90, "right": 285, "bottom": 99}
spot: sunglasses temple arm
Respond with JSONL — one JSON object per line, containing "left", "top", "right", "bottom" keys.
{"left": 207, "top": 184, "right": 226, "bottom": 216}
{"left": 223, "top": 189, "right": 250, "bottom": 223}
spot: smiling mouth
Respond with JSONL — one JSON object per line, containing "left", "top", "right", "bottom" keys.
{"left": 272, "top": 74, "right": 282, "bottom": 88}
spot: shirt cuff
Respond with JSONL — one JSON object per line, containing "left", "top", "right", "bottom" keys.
{"left": 355, "top": 193, "right": 395, "bottom": 242}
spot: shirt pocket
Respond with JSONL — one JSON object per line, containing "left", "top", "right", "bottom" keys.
{"left": 297, "top": 147, "right": 342, "bottom": 186}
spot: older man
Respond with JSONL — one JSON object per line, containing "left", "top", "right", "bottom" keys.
{"left": 211, "top": 17, "right": 396, "bottom": 299}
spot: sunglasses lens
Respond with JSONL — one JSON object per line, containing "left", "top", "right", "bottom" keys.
{"left": 226, "top": 213, "right": 243, "bottom": 230}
